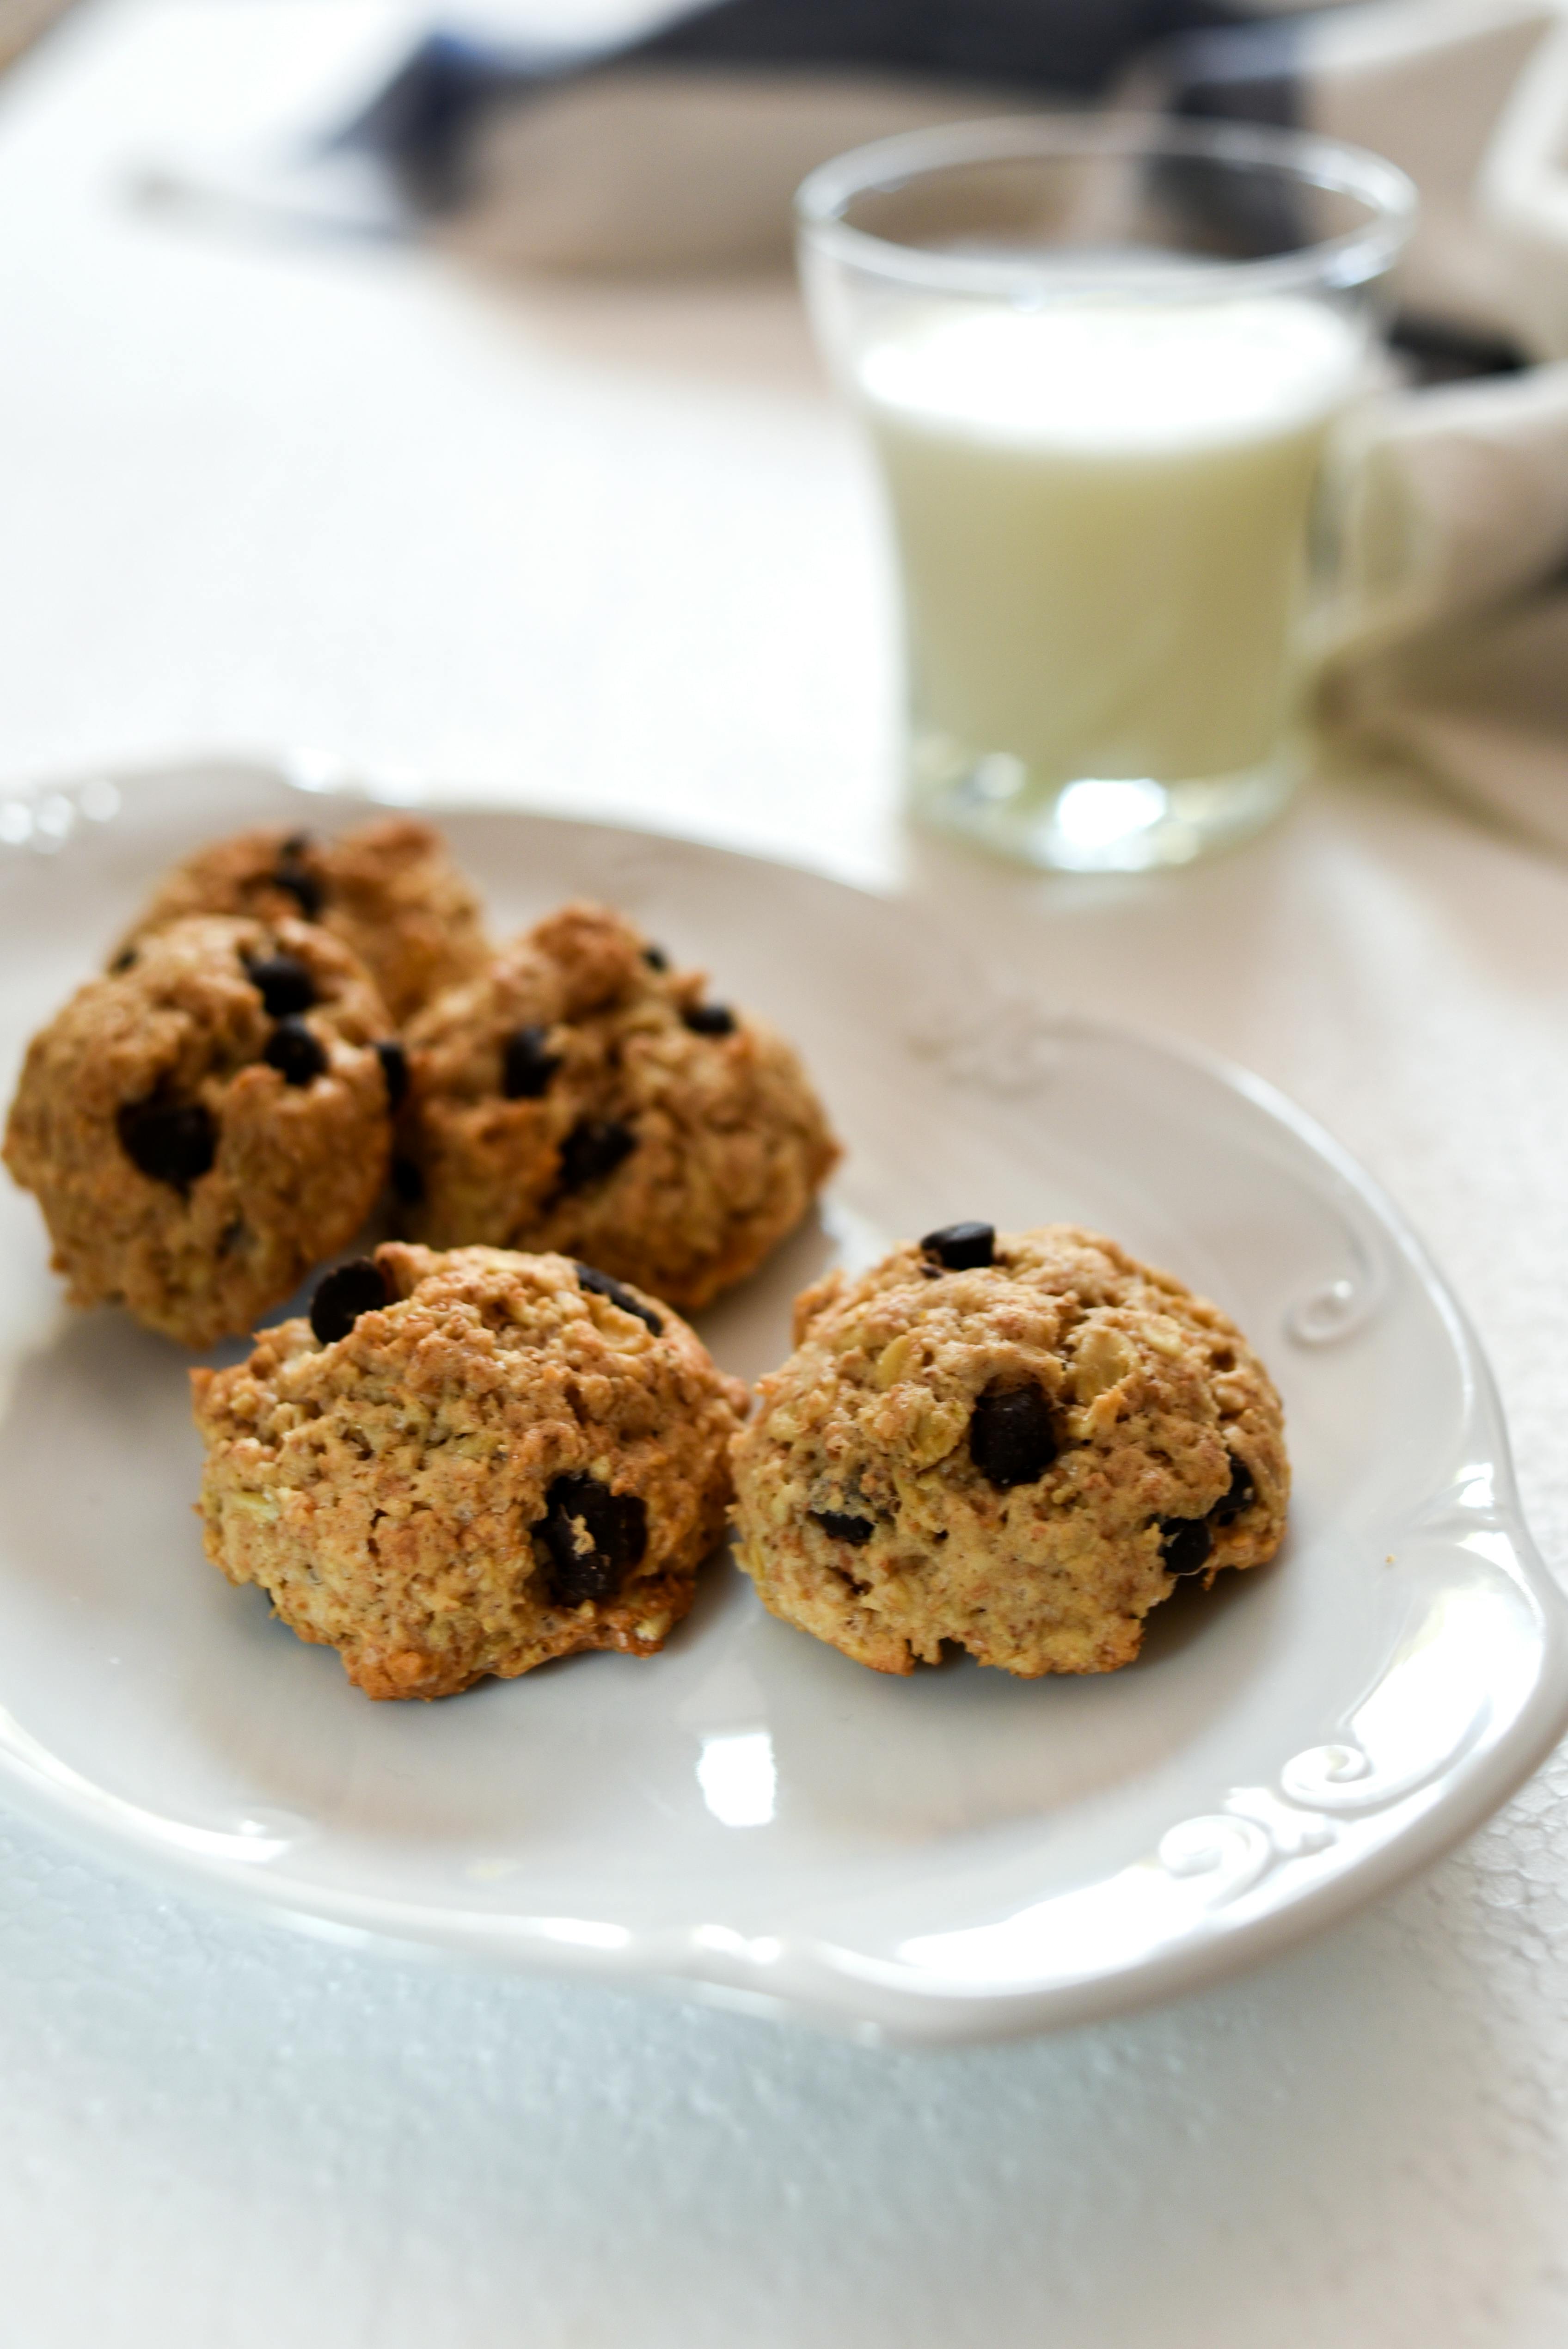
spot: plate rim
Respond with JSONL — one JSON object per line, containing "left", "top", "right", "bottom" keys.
{"left": 2, "top": 754, "right": 1565, "bottom": 2047}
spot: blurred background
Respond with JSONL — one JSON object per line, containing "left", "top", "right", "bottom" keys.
{"left": 0, "top": 0, "right": 68, "bottom": 71}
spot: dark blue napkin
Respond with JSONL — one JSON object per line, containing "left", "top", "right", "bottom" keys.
{"left": 336, "top": 1, "right": 1281, "bottom": 207}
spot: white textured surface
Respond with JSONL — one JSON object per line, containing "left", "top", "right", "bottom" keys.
{"left": 2, "top": 5, "right": 1568, "bottom": 2342}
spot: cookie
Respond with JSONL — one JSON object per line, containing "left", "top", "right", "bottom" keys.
{"left": 190, "top": 1243, "right": 748, "bottom": 1699}
{"left": 4, "top": 914, "right": 395, "bottom": 1346}
{"left": 395, "top": 901, "right": 840, "bottom": 1311}
{"left": 730, "top": 1223, "right": 1288, "bottom": 1676}
{"left": 116, "top": 816, "right": 490, "bottom": 1022}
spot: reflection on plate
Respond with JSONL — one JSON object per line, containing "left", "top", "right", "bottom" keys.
{"left": 0, "top": 758, "right": 1564, "bottom": 2047}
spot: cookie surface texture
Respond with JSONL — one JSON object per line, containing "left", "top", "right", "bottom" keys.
{"left": 117, "top": 816, "right": 490, "bottom": 1022}
{"left": 4, "top": 915, "right": 393, "bottom": 1346}
{"left": 191, "top": 1244, "right": 748, "bottom": 1699}
{"left": 730, "top": 1225, "right": 1289, "bottom": 1676}
{"left": 397, "top": 902, "right": 840, "bottom": 1311}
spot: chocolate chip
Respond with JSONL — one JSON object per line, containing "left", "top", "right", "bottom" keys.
{"left": 272, "top": 871, "right": 324, "bottom": 920}
{"left": 310, "top": 1257, "right": 390, "bottom": 1345}
{"left": 969, "top": 1384, "right": 1058, "bottom": 1487}
{"left": 574, "top": 1262, "right": 661, "bottom": 1335}
{"left": 245, "top": 951, "right": 316, "bottom": 1018}
{"left": 681, "top": 1003, "right": 736, "bottom": 1037}
{"left": 536, "top": 1472, "right": 647, "bottom": 1606}
{"left": 271, "top": 844, "right": 324, "bottom": 920}
{"left": 921, "top": 1220, "right": 995, "bottom": 1271}
{"left": 376, "top": 1039, "right": 409, "bottom": 1111}
{"left": 391, "top": 1155, "right": 424, "bottom": 1204}
{"left": 811, "top": 1509, "right": 875, "bottom": 1546}
{"left": 263, "top": 1017, "right": 327, "bottom": 1086}
{"left": 502, "top": 1024, "right": 560, "bottom": 1100}
{"left": 1210, "top": 1457, "right": 1255, "bottom": 1526}
{"left": 1159, "top": 1518, "right": 1213, "bottom": 1577}
{"left": 642, "top": 945, "right": 669, "bottom": 973}
{"left": 108, "top": 947, "right": 138, "bottom": 975}
{"left": 557, "top": 1116, "right": 635, "bottom": 1192}
{"left": 116, "top": 1098, "right": 216, "bottom": 1190}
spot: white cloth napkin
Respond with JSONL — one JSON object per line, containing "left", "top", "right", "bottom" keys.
{"left": 1326, "top": 352, "right": 1568, "bottom": 847}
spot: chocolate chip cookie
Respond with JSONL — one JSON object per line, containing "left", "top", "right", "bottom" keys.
{"left": 4, "top": 914, "right": 395, "bottom": 1346}
{"left": 191, "top": 1243, "right": 748, "bottom": 1699}
{"left": 395, "top": 901, "right": 840, "bottom": 1311}
{"left": 116, "top": 815, "right": 489, "bottom": 1022}
{"left": 731, "top": 1223, "right": 1288, "bottom": 1676}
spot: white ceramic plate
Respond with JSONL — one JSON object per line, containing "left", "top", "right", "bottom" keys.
{"left": 1, "top": 759, "right": 1565, "bottom": 2047}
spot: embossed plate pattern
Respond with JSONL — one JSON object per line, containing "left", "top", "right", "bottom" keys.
{"left": 0, "top": 760, "right": 1564, "bottom": 2046}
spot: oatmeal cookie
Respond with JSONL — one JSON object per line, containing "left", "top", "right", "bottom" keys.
{"left": 396, "top": 901, "right": 839, "bottom": 1311}
{"left": 4, "top": 914, "right": 395, "bottom": 1346}
{"left": 191, "top": 1242, "right": 748, "bottom": 1699}
{"left": 116, "top": 816, "right": 489, "bottom": 1022}
{"left": 731, "top": 1221, "right": 1288, "bottom": 1676}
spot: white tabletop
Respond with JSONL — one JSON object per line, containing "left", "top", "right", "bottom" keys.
{"left": 4, "top": 6, "right": 1568, "bottom": 2343}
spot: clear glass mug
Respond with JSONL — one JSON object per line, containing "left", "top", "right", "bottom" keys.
{"left": 796, "top": 118, "right": 1417, "bottom": 872}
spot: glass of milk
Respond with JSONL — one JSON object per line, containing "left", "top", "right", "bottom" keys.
{"left": 797, "top": 119, "right": 1415, "bottom": 870}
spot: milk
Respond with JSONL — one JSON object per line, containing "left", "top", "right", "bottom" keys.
{"left": 855, "top": 295, "right": 1365, "bottom": 819}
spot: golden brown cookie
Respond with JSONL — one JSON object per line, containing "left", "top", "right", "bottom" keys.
{"left": 730, "top": 1222, "right": 1288, "bottom": 1676}
{"left": 191, "top": 1242, "right": 748, "bottom": 1699}
{"left": 3, "top": 914, "right": 395, "bottom": 1346}
{"left": 395, "top": 902, "right": 840, "bottom": 1312}
{"left": 116, "top": 816, "right": 489, "bottom": 1022}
